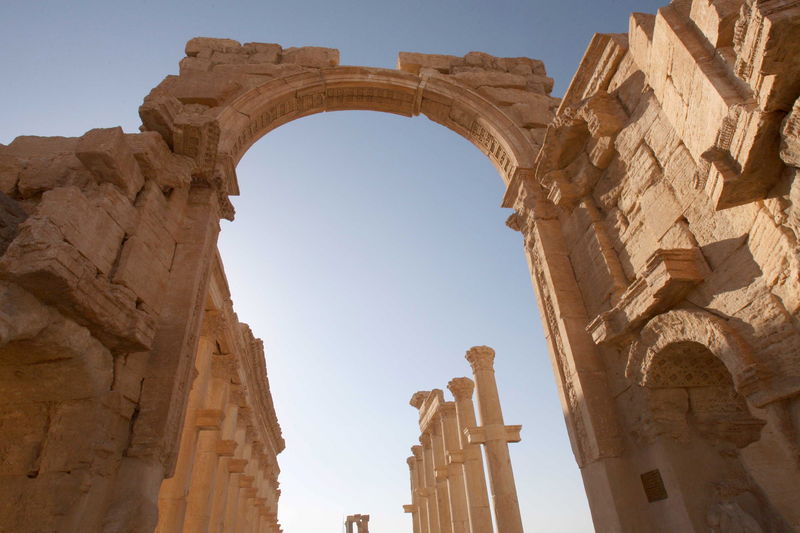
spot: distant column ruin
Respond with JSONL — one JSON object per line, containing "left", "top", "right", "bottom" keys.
{"left": 345, "top": 514, "right": 370, "bottom": 533}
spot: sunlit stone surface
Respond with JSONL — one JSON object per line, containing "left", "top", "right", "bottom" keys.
{"left": 0, "top": 0, "right": 799, "bottom": 530}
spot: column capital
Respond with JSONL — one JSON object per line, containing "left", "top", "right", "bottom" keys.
{"left": 465, "top": 345, "right": 496, "bottom": 372}
{"left": 434, "top": 466, "right": 448, "bottom": 481}
{"left": 419, "top": 433, "right": 432, "bottom": 447}
{"left": 447, "top": 377, "right": 475, "bottom": 400}
{"left": 411, "top": 445, "right": 423, "bottom": 459}
{"left": 409, "top": 390, "right": 431, "bottom": 410}
{"left": 407, "top": 456, "right": 416, "bottom": 468}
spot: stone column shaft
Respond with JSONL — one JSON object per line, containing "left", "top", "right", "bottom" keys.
{"left": 448, "top": 378, "right": 493, "bottom": 533}
{"left": 431, "top": 421, "right": 453, "bottom": 533}
{"left": 412, "top": 446, "right": 431, "bottom": 533}
{"left": 407, "top": 456, "right": 422, "bottom": 533}
{"left": 466, "top": 346, "right": 523, "bottom": 533}
{"left": 440, "top": 404, "right": 469, "bottom": 533}
{"left": 421, "top": 434, "right": 441, "bottom": 533}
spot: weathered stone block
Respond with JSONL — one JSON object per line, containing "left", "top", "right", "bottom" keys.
{"left": 451, "top": 71, "right": 527, "bottom": 90}
{"left": 76, "top": 127, "right": 145, "bottom": 198}
{"left": 281, "top": 46, "right": 339, "bottom": 68}
{"left": 185, "top": 37, "right": 241, "bottom": 57}
{"left": 0, "top": 403, "right": 49, "bottom": 476}
{"left": 0, "top": 152, "right": 21, "bottom": 194}
{"left": 36, "top": 186, "right": 125, "bottom": 276}
{"left": 780, "top": 98, "right": 800, "bottom": 167}
{"left": 398, "top": 52, "right": 460, "bottom": 74}
{"left": 243, "top": 42, "right": 281, "bottom": 62}
{"left": 162, "top": 71, "right": 243, "bottom": 107}
{"left": 126, "top": 132, "right": 193, "bottom": 190}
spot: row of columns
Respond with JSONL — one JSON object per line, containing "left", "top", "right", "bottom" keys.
{"left": 404, "top": 346, "right": 524, "bottom": 533}
{"left": 154, "top": 298, "right": 284, "bottom": 533}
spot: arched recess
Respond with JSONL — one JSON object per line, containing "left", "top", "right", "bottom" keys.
{"left": 626, "top": 309, "right": 773, "bottom": 407}
{"left": 622, "top": 308, "right": 794, "bottom": 531}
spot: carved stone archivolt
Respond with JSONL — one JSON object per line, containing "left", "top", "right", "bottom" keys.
{"left": 627, "top": 309, "right": 773, "bottom": 407}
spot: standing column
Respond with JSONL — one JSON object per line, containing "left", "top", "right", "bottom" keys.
{"left": 430, "top": 416, "right": 453, "bottom": 533}
{"left": 447, "top": 378, "right": 493, "bottom": 533}
{"left": 412, "top": 446, "right": 430, "bottom": 533}
{"left": 419, "top": 434, "right": 441, "bottom": 533}
{"left": 465, "top": 346, "right": 523, "bottom": 533}
{"left": 439, "top": 403, "right": 469, "bottom": 533}
{"left": 411, "top": 391, "right": 440, "bottom": 533}
{"left": 405, "top": 456, "right": 421, "bottom": 533}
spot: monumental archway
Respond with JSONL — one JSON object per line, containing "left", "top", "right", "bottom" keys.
{"left": 2, "top": 5, "right": 800, "bottom": 530}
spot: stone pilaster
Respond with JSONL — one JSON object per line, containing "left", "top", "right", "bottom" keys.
{"left": 465, "top": 346, "right": 523, "bottom": 533}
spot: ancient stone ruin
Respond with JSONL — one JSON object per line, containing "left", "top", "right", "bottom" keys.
{"left": 345, "top": 514, "right": 370, "bottom": 533}
{"left": 405, "top": 346, "right": 524, "bottom": 533}
{"left": 0, "top": 0, "right": 799, "bottom": 531}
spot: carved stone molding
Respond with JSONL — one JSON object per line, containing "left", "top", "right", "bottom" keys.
{"left": 587, "top": 248, "right": 708, "bottom": 344}
{"left": 626, "top": 309, "right": 777, "bottom": 407}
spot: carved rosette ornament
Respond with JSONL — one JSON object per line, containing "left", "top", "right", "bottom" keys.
{"left": 465, "top": 345, "right": 496, "bottom": 372}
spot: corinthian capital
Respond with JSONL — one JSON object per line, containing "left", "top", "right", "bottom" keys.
{"left": 465, "top": 345, "right": 495, "bottom": 372}
{"left": 447, "top": 377, "right": 474, "bottom": 400}
{"left": 409, "top": 390, "right": 431, "bottom": 410}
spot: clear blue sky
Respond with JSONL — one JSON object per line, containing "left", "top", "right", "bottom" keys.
{"left": 0, "top": 1, "right": 665, "bottom": 531}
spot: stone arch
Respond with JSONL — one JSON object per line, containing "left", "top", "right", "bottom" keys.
{"left": 626, "top": 309, "right": 771, "bottom": 407}
{"left": 140, "top": 40, "right": 559, "bottom": 222}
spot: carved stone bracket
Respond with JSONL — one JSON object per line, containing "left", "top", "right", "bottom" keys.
{"left": 587, "top": 248, "right": 707, "bottom": 344}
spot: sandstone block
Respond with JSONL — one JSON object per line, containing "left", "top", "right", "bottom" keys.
{"left": 281, "top": 46, "right": 339, "bottom": 68}
{"left": 0, "top": 153, "right": 21, "bottom": 194}
{"left": 125, "top": 132, "right": 193, "bottom": 190}
{"left": 478, "top": 86, "right": 558, "bottom": 109}
{"left": 112, "top": 236, "right": 170, "bottom": 309}
{"left": 76, "top": 127, "right": 145, "bottom": 198}
{"left": 496, "top": 56, "right": 547, "bottom": 76}
{"left": 179, "top": 56, "right": 212, "bottom": 74}
{"left": 17, "top": 153, "right": 93, "bottom": 199}
{"left": 508, "top": 102, "right": 552, "bottom": 128}
{"left": 186, "top": 37, "right": 241, "bottom": 57}
{"left": 243, "top": 42, "right": 282, "bottom": 62}
{"left": 0, "top": 192, "right": 28, "bottom": 255}
{"left": 163, "top": 71, "right": 243, "bottom": 107}
{"left": 0, "top": 403, "right": 49, "bottom": 476}
{"left": 5, "top": 136, "right": 79, "bottom": 157}
{"left": 37, "top": 186, "right": 125, "bottom": 275}
{"left": 398, "top": 52, "right": 461, "bottom": 74}
{"left": 451, "top": 71, "right": 528, "bottom": 90}
{"left": 780, "top": 98, "right": 800, "bottom": 167}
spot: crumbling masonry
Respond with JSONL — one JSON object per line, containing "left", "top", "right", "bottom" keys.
{"left": 0, "top": 0, "right": 799, "bottom": 531}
